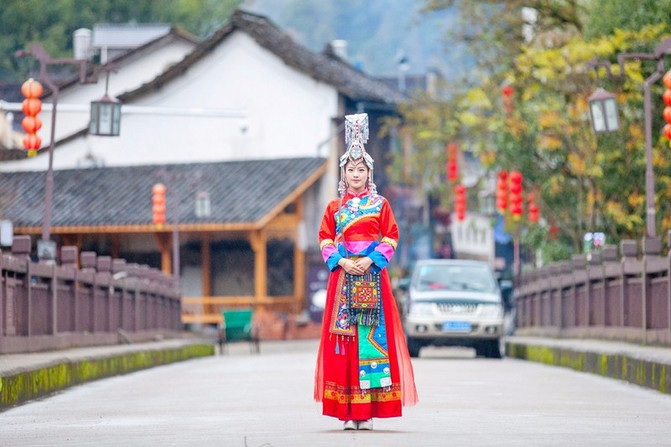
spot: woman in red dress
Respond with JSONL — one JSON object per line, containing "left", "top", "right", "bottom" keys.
{"left": 314, "top": 113, "right": 418, "bottom": 430}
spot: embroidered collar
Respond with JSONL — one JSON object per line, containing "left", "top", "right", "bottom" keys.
{"left": 344, "top": 188, "right": 369, "bottom": 200}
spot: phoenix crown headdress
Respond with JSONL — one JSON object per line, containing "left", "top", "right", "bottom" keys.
{"left": 338, "top": 113, "right": 377, "bottom": 198}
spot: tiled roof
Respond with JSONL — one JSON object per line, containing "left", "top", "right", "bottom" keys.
{"left": 0, "top": 157, "right": 326, "bottom": 229}
{"left": 122, "top": 9, "right": 406, "bottom": 105}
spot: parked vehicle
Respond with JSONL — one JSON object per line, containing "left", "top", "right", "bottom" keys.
{"left": 401, "top": 259, "right": 508, "bottom": 359}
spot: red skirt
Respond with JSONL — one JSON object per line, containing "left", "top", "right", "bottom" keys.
{"left": 314, "top": 268, "right": 418, "bottom": 421}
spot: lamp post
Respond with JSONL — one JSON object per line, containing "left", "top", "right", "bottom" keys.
{"left": 90, "top": 70, "right": 121, "bottom": 136}
{"left": 15, "top": 43, "right": 98, "bottom": 257}
{"left": 588, "top": 88, "right": 620, "bottom": 133}
{"left": 587, "top": 38, "right": 671, "bottom": 238}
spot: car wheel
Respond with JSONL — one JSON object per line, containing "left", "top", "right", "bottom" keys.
{"left": 484, "top": 339, "right": 503, "bottom": 359}
{"left": 406, "top": 337, "right": 421, "bottom": 358}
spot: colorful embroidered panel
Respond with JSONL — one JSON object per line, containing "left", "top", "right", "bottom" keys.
{"left": 330, "top": 269, "right": 355, "bottom": 336}
{"left": 358, "top": 303, "right": 390, "bottom": 390}
{"left": 324, "top": 381, "right": 402, "bottom": 404}
{"left": 334, "top": 195, "right": 383, "bottom": 235}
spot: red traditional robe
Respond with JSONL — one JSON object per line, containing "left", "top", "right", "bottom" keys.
{"left": 314, "top": 189, "right": 418, "bottom": 421}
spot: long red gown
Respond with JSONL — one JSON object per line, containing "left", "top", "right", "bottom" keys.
{"left": 314, "top": 189, "right": 418, "bottom": 421}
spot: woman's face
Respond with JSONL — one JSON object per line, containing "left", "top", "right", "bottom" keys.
{"left": 345, "top": 161, "right": 369, "bottom": 193}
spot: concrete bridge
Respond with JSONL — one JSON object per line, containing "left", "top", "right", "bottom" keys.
{"left": 1, "top": 336, "right": 671, "bottom": 446}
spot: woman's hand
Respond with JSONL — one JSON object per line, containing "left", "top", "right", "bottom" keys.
{"left": 354, "top": 257, "right": 374, "bottom": 274}
{"left": 338, "top": 258, "right": 366, "bottom": 275}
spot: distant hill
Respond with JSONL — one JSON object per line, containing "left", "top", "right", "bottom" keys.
{"left": 243, "top": 0, "right": 466, "bottom": 79}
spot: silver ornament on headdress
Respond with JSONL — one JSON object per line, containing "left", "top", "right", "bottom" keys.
{"left": 339, "top": 113, "right": 378, "bottom": 200}
{"left": 340, "top": 113, "right": 374, "bottom": 169}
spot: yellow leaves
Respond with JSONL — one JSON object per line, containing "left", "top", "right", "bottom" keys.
{"left": 567, "top": 152, "right": 586, "bottom": 175}
{"left": 662, "top": 214, "right": 671, "bottom": 234}
{"left": 605, "top": 200, "right": 643, "bottom": 230}
{"left": 464, "top": 88, "right": 492, "bottom": 109}
{"left": 567, "top": 39, "right": 599, "bottom": 62}
{"left": 537, "top": 134, "right": 563, "bottom": 151}
{"left": 627, "top": 192, "right": 645, "bottom": 209}
{"left": 479, "top": 150, "right": 496, "bottom": 168}
{"left": 538, "top": 111, "right": 559, "bottom": 129}
{"left": 626, "top": 123, "right": 644, "bottom": 152}
{"left": 546, "top": 175, "right": 564, "bottom": 195}
{"left": 605, "top": 200, "right": 626, "bottom": 222}
{"left": 506, "top": 116, "right": 527, "bottom": 138}
{"left": 458, "top": 111, "right": 481, "bottom": 127}
{"left": 653, "top": 150, "right": 668, "bottom": 169}
{"left": 571, "top": 96, "right": 589, "bottom": 119}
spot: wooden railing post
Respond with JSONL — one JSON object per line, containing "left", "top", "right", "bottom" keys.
{"left": 668, "top": 231, "right": 671, "bottom": 339}
{"left": 571, "top": 254, "right": 586, "bottom": 329}
{"left": 80, "top": 251, "right": 97, "bottom": 333}
{"left": 12, "top": 236, "right": 31, "bottom": 337}
{"left": 97, "top": 256, "right": 112, "bottom": 332}
{"left": 587, "top": 250, "right": 602, "bottom": 331}
{"left": 620, "top": 240, "right": 638, "bottom": 328}
{"left": 602, "top": 245, "right": 618, "bottom": 328}
{"left": 641, "top": 236, "right": 661, "bottom": 345}
{"left": 558, "top": 261, "right": 572, "bottom": 331}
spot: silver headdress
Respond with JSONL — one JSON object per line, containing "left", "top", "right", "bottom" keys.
{"left": 338, "top": 113, "right": 377, "bottom": 198}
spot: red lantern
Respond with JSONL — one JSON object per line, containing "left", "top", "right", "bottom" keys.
{"left": 527, "top": 193, "right": 540, "bottom": 223}
{"left": 664, "top": 124, "right": 671, "bottom": 140}
{"left": 152, "top": 183, "right": 167, "bottom": 225}
{"left": 508, "top": 171, "right": 523, "bottom": 218}
{"left": 664, "top": 70, "right": 671, "bottom": 89}
{"left": 502, "top": 85, "right": 514, "bottom": 114}
{"left": 663, "top": 90, "right": 671, "bottom": 107}
{"left": 21, "top": 98, "right": 42, "bottom": 116}
{"left": 446, "top": 143, "right": 458, "bottom": 181}
{"left": 21, "top": 78, "right": 43, "bottom": 99}
{"left": 664, "top": 107, "right": 671, "bottom": 124}
{"left": 21, "top": 115, "right": 42, "bottom": 134}
{"left": 21, "top": 78, "right": 43, "bottom": 154}
{"left": 496, "top": 171, "right": 508, "bottom": 212}
{"left": 454, "top": 184, "right": 466, "bottom": 221}
{"left": 22, "top": 133, "right": 41, "bottom": 149}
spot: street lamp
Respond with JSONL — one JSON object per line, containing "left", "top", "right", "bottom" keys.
{"left": 15, "top": 43, "right": 98, "bottom": 258}
{"left": 586, "top": 38, "right": 671, "bottom": 238}
{"left": 588, "top": 88, "right": 620, "bottom": 133}
{"left": 90, "top": 71, "right": 121, "bottom": 136}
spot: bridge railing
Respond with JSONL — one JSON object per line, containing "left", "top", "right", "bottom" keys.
{"left": 0, "top": 236, "right": 182, "bottom": 354}
{"left": 514, "top": 232, "right": 671, "bottom": 346}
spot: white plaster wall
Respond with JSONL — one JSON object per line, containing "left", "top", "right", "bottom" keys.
{"left": 450, "top": 213, "right": 495, "bottom": 262}
{"left": 2, "top": 32, "right": 340, "bottom": 172}
{"left": 31, "top": 40, "right": 196, "bottom": 149}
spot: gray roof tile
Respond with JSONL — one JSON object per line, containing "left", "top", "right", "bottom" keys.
{"left": 0, "top": 157, "right": 326, "bottom": 228}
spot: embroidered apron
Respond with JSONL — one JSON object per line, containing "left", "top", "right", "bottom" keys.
{"left": 329, "top": 269, "right": 391, "bottom": 390}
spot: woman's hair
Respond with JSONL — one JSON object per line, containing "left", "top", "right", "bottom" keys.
{"left": 344, "top": 160, "right": 369, "bottom": 171}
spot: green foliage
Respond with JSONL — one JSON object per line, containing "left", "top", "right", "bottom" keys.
{"left": 0, "top": 0, "right": 241, "bottom": 81}
{"left": 397, "top": 1, "right": 671, "bottom": 263}
{"left": 584, "top": 0, "right": 671, "bottom": 40}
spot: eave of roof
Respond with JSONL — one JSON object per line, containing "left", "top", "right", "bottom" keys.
{"left": 0, "top": 157, "right": 327, "bottom": 234}
{"left": 120, "top": 9, "right": 406, "bottom": 105}
{"left": 46, "top": 27, "right": 200, "bottom": 96}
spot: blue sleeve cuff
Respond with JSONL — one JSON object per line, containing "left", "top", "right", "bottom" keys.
{"left": 326, "top": 253, "right": 343, "bottom": 272}
{"left": 368, "top": 251, "right": 389, "bottom": 271}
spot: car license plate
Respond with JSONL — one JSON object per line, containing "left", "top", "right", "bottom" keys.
{"left": 442, "top": 321, "right": 471, "bottom": 332}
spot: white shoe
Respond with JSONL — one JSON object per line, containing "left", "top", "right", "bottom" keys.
{"left": 357, "top": 419, "right": 373, "bottom": 430}
{"left": 343, "top": 420, "right": 356, "bottom": 430}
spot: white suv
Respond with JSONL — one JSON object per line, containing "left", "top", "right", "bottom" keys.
{"left": 401, "top": 259, "right": 506, "bottom": 359}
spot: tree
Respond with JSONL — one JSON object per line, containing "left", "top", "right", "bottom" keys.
{"left": 394, "top": 0, "right": 671, "bottom": 262}
{"left": 0, "top": 0, "right": 241, "bottom": 81}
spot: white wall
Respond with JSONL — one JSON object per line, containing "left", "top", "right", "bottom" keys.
{"left": 2, "top": 32, "right": 340, "bottom": 171}
{"left": 450, "top": 213, "right": 495, "bottom": 263}
{"left": 29, "top": 39, "right": 196, "bottom": 149}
